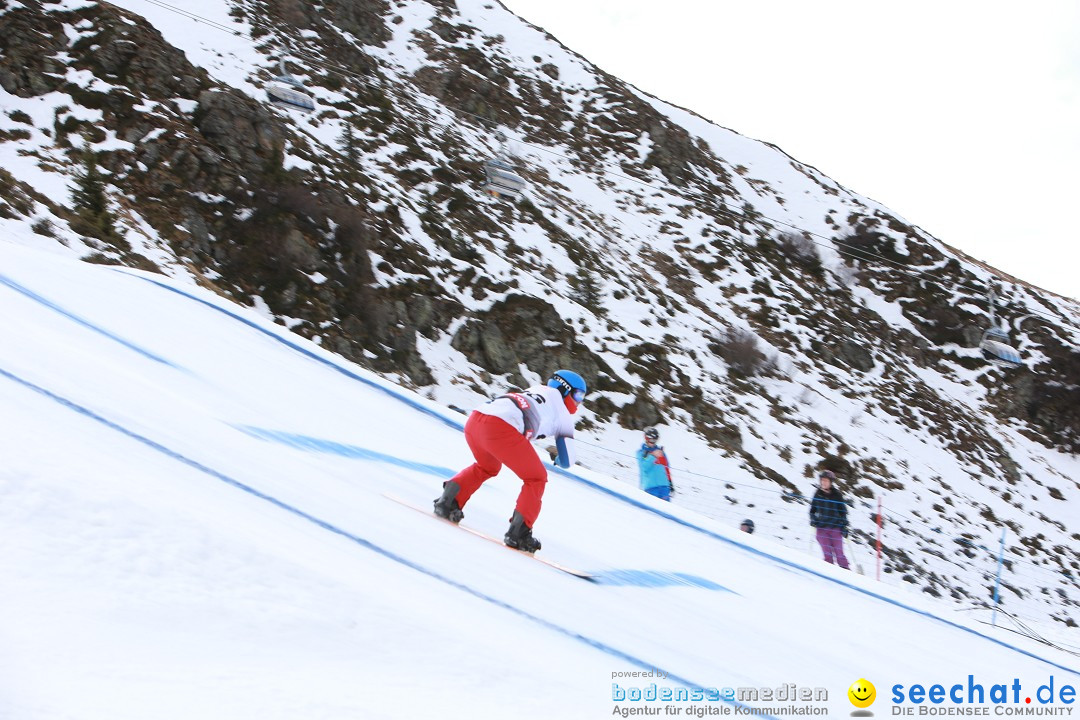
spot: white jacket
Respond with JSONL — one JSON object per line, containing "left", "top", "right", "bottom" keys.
{"left": 475, "top": 384, "right": 576, "bottom": 441}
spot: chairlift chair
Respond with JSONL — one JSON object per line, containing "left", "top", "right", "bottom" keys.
{"left": 980, "top": 290, "right": 1022, "bottom": 367}
{"left": 266, "top": 57, "right": 315, "bottom": 112}
{"left": 980, "top": 330, "right": 1022, "bottom": 367}
{"left": 481, "top": 156, "right": 527, "bottom": 200}
{"left": 480, "top": 131, "right": 527, "bottom": 201}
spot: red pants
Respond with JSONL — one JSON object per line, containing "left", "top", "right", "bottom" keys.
{"left": 450, "top": 412, "right": 548, "bottom": 527}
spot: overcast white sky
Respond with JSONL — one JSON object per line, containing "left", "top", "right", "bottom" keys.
{"left": 500, "top": 1, "right": 1080, "bottom": 300}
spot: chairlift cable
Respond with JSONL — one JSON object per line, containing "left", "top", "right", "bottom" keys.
{"left": 141, "top": 0, "right": 242, "bottom": 35}
{"left": 133, "top": 0, "right": 1080, "bottom": 332}
{"left": 117, "top": 2, "right": 1080, "bottom": 629}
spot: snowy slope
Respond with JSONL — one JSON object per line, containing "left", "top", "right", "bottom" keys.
{"left": 1, "top": 0, "right": 1078, "bottom": 670}
{"left": 2, "top": 242, "right": 1077, "bottom": 720}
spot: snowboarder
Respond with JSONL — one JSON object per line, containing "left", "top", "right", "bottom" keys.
{"left": 809, "top": 470, "right": 850, "bottom": 569}
{"left": 637, "top": 427, "right": 674, "bottom": 501}
{"left": 434, "top": 369, "right": 588, "bottom": 553}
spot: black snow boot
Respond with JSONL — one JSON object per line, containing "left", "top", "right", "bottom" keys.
{"left": 433, "top": 481, "right": 464, "bottom": 524}
{"left": 504, "top": 511, "right": 541, "bottom": 553}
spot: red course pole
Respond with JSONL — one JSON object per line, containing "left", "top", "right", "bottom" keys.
{"left": 875, "top": 496, "right": 883, "bottom": 581}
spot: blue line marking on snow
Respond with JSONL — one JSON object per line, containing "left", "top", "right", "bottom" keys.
{"left": 551, "top": 465, "right": 1080, "bottom": 676}
{"left": 0, "top": 274, "right": 178, "bottom": 368}
{"left": 238, "top": 430, "right": 720, "bottom": 591}
{"left": 591, "top": 570, "right": 734, "bottom": 591}
{"left": 122, "top": 273, "right": 463, "bottom": 431}
{"left": 116, "top": 268, "right": 1080, "bottom": 677}
{"left": 0, "top": 367, "right": 774, "bottom": 718}
{"left": 235, "top": 425, "right": 456, "bottom": 478}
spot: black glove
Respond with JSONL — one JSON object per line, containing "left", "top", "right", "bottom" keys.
{"left": 668, "top": 482, "right": 675, "bottom": 496}
{"left": 842, "top": 528, "right": 849, "bottom": 538}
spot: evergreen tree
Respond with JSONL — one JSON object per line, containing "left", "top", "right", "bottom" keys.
{"left": 70, "top": 153, "right": 117, "bottom": 240}
{"left": 340, "top": 122, "right": 359, "bottom": 164}
{"left": 571, "top": 267, "right": 604, "bottom": 313}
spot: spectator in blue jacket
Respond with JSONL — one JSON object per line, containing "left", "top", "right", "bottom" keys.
{"left": 637, "top": 428, "right": 674, "bottom": 501}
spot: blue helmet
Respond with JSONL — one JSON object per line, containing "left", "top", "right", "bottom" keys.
{"left": 548, "top": 369, "right": 587, "bottom": 402}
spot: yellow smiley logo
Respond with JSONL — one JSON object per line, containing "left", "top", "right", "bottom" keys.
{"left": 848, "top": 679, "right": 876, "bottom": 708}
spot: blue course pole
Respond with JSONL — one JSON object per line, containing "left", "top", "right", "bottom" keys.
{"left": 991, "top": 529, "right": 1007, "bottom": 627}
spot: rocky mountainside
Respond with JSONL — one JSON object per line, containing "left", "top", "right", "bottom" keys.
{"left": 1, "top": 0, "right": 1078, "bottom": 639}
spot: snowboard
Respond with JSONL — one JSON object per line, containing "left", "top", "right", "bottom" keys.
{"left": 384, "top": 493, "right": 595, "bottom": 581}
